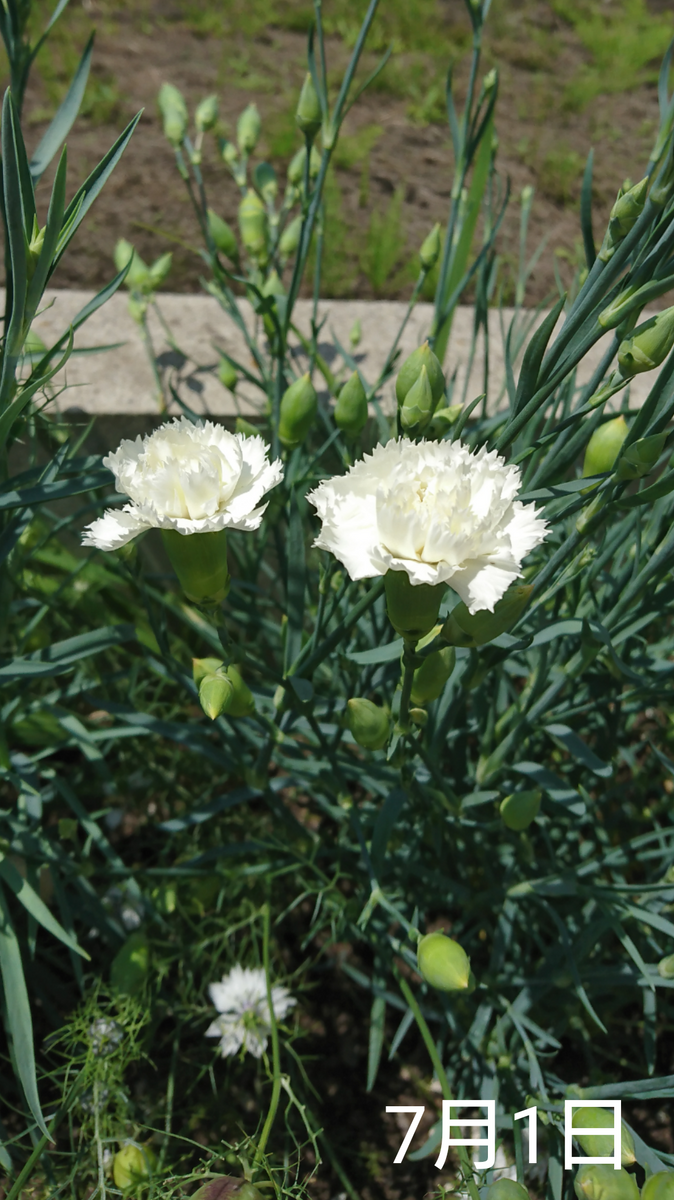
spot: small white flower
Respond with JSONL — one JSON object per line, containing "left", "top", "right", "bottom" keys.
{"left": 205, "top": 964, "right": 296, "bottom": 1059}
{"left": 307, "top": 438, "right": 548, "bottom": 614}
{"left": 88, "top": 1017, "right": 124, "bottom": 1056}
{"left": 82, "top": 418, "right": 283, "bottom": 552}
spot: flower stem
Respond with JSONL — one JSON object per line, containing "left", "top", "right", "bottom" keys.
{"left": 255, "top": 904, "right": 282, "bottom": 1170}
{"left": 396, "top": 971, "right": 480, "bottom": 1200}
{"left": 396, "top": 640, "right": 418, "bottom": 735}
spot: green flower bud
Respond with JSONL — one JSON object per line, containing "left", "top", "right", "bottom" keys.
{"left": 237, "top": 102, "right": 261, "bottom": 154}
{"left": 222, "top": 139, "right": 239, "bottom": 167}
{"left": 278, "top": 372, "right": 318, "bottom": 448}
{"left": 280, "top": 214, "right": 302, "bottom": 258}
{"left": 208, "top": 209, "right": 239, "bottom": 262}
{"left": 598, "top": 286, "right": 640, "bottom": 330}
{"left": 158, "top": 82, "right": 188, "bottom": 146}
{"left": 409, "top": 707, "right": 428, "bottom": 726}
{"left": 113, "top": 1143, "right": 157, "bottom": 1190}
{"left": 236, "top": 417, "right": 262, "bottom": 439}
{"left": 334, "top": 371, "right": 368, "bottom": 438}
{"left": 262, "top": 268, "right": 285, "bottom": 298}
{"left": 400, "top": 363, "right": 434, "bottom": 433}
{"left": 225, "top": 666, "right": 256, "bottom": 717}
{"left": 598, "top": 176, "right": 649, "bottom": 263}
{"left": 195, "top": 93, "right": 218, "bottom": 133}
{"left": 218, "top": 354, "right": 238, "bottom": 391}
{"left": 127, "top": 293, "right": 149, "bottom": 324}
{"left": 114, "top": 238, "right": 151, "bottom": 291}
{"left": 428, "top": 403, "right": 463, "bottom": 439}
{"left": 238, "top": 189, "right": 268, "bottom": 259}
{"left": 419, "top": 222, "right": 441, "bottom": 270}
{"left": 349, "top": 317, "right": 362, "bottom": 347}
{"left": 642, "top": 1172, "right": 674, "bottom": 1200}
{"left": 346, "top": 697, "right": 390, "bottom": 750}
{"left": 571, "top": 1107, "right": 636, "bottom": 1167}
{"left": 295, "top": 72, "right": 322, "bottom": 140}
{"left": 149, "top": 251, "right": 172, "bottom": 290}
{"left": 574, "top": 1166, "right": 639, "bottom": 1200}
{"left": 484, "top": 1182, "right": 530, "bottom": 1200}
{"left": 410, "top": 646, "right": 456, "bottom": 705}
{"left": 500, "top": 789, "right": 541, "bottom": 831}
{"left": 161, "top": 528, "right": 230, "bottom": 605}
{"left": 191, "top": 1179, "right": 265, "bottom": 1200}
{"left": 287, "top": 144, "right": 320, "bottom": 184}
{"left": 26, "top": 217, "right": 45, "bottom": 281}
{"left": 582, "top": 417, "right": 629, "bottom": 479}
{"left": 441, "top": 584, "right": 533, "bottom": 648}
{"left": 657, "top": 954, "right": 674, "bottom": 979}
{"left": 192, "top": 657, "right": 223, "bottom": 685}
{"left": 614, "top": 432, "right": 667, "bottom": 482}
{"left": 384, "top": 570, "right": 446, "bottom": 640}
{"left": 417, "top": 931, "right": 472, "bottom": 991}
{"left": 253, "top": 160, "right": 278, "bottom": 203}
{"left": 111, "top": 931, "right": 150, "bottom": 996}
{"left": 199, "top": 672, "right": 235, "bottom": 720}
{"left": 395, "top": 341, "right": 445, "bottom": 410}
{"left": 618, "top": 307, "right": 674, "bottom": 377}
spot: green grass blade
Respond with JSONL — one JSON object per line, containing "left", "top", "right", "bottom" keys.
{"left": 29, "top": 33, "right": 93, "bottom": 181}
{"left": 0, "top": 881, "right": 50, "bottom": 1139}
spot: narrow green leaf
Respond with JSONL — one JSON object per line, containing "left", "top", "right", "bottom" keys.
{"left": 513, "top": 293, "right": 566, "bottom": 417}
{"left": 366, "top": 993, "right": 386, "bottom": 1092}
{"left": 0, "top": 882, "right": 50, "bottom": 1138}
{"left": 284, "top": 487, "right": 306, "bottom": 673}
{"left": 0, "top": 856, "right": 89, "bottom": 958}
{"left": 544, "top": 723, "right": 612, "bottom": 778}
{"left": 29, "top": 34, "right": 93, "bottom": 181}
{"left": 370, "top": 789, "right": 406, "bottom": 877}
{"left": 25, "top": 147, "right": 67, "bottom": 324}
{"left": 580, "top": 149, "right": 596, "bottom": 269}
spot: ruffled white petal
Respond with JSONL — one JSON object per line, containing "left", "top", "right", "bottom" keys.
{"left": 82, "top": 507, "right": 150, "bottom": 551}
{"left": 309, "top": 437, "right": 548, "bottom": 612}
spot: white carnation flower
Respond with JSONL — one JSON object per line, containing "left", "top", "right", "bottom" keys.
{"left": 307, "top": 438, "right": 548, "bottom": 614}
{"left": 82, "top": 418, "right": 283, "bottom": 552}
{"left": 205, "top": 964, "right": 296, "bottom": 1059}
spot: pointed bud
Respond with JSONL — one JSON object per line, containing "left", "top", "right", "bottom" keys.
{"left": 484, "top": 1183, "right": 530, "bottom": 1200}
{"left": 26, "top": 217, "right": 45, "bottom": 281}
{"left": 571, "top": 1107, "right": 636, "bottom": 1167}
{"left": 111, "top": 931, "right": 150, "bottom": 996}
{"left": 598, "top": 177, "right": 649, "bottom": 262}
{"left": 114, "top": 238, "right": 151, "bottom": 291}
{"left": 199, "top": 672, "right": 235, "bottom": 720}
{"left": 642, "top": 1173, "right": 674, "bottom": 1200}
{"left": 441, "top": 584, "right": 533, "bottom": 648}
{"left": 149, "top": 251, "right": 172, "bottom": 290}
{"left": 161, "top": 529, "right": 230, "bottom": 605}
{"left": 396, "top": 341, "right": 445, "bottom": 410}
{"left": 158, "top": 82, "right": 188, "bottom": 146}
{"left": 237, "top": 102, "right": 261, "bottom": 154}
{"left": 218, "top": 354, "right": 238, "bottom": 391}
{"left": 500, "top": 789, "right": 541, "bottom": 831}
{"left": 419, "top": 222, "right": 441, "bottom": 270}
{"left": 238, "top": 189, "right": 268, "bottom": 259}
{"left": 236, "top": 417, "right": 263, "bottom": 439}
{"left": 225, "top": 666, "right": 256, "bottom": 717}
{"left": 400, "top": 363, "right": 434, "bottom": 433}
{"left": 279, "top": 214, "right": 302, "bottom": 258}
{"left": 349, "top": 317, "right": 362, "bottom": 347}
{"left": 222, "top": 139, "right": 239, "bottom": 167}
{"left": 195, "top": 93, "right": 218, "bottom": 132}
{"left": 614, "top": 432, "right": 667, "bottom": 481}
{"left": 193, "top": 657, "right": 223, "bottom": 685}
{"left": 346, "top": 698, "right": 390, "bottom": 750}
{"left": 574, "top": 1166, "right": 639, "bottom": 1200}
{"left": 598, "top": 285, "right": 640, "bottom": 330}
{"left": 287, "top": 144, "right": 320, "bottom": 184}
{"left": 295, "top": 72, "right": 322, "bottom": 140}
{"left": 417, "top": 931, "right": 472, "bottom": 992}
{"left": 618, "top": 306, "right": 674, "bottom": 377}
{"left": 657, "top": 953, "right": 674, "bottom": 979}
{"left": 410, "top": 646, "right": 456, "bottom": 705}
{"left": 262, "top": 268, "right": 285, "bottom": 298}
{"left": 334, "top": 371, "right": 368, "bottom": 438}
{"left": 582, "top": 417, "right": 629, "bottom": 479}
{"left": 384, "top": 570, "right": 446, "bottom": 640}
{"left": 279, "top": 372, "right": 318, "bottom": 448}
{"left": 208, "top": 209, "right": 239, "bottom": 262}
{"left": 113, "top": 1143, "right": 157, "bottom": 1189}
{"left": 253, "top": 160, "right": 278, "bottom": 203}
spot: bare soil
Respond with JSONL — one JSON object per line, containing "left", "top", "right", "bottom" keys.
{"left": 16, "top": 0, "right": 672, "bottom": 306}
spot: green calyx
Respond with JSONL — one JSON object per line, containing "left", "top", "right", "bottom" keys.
{"left": 158, "top": 82, "right": 187, "bottom": 145}
{"left": 614, "top": 433, "right": 667, "bottom": 482}
{"left": 417, "top": 931, "right": 473, "bottom": 992}
{"left": 238, "top": 189, "right": 268, "bottom": 259}
{"left": 195, "top": 93, "right": 218, "bottom": 132}
{"left": 208, "top": 209, "right": 239, "bottom": 262}
{"left": 287, "top": 144, "right": 321, "bottom": 185}
{"left": 161, "top": 528, "right": 230, "bottom": 606}
{"left": 642, "top": 1173, "right": 674, "bottom": 1200}
{"left": 395, "top": 341, "right": 445, "bottom": 411}
{"left": 500, "top": 789, "right": 541, "bottom": 831}
{"left": 384, "top": 571, "right": 446, "bottom": 640}
{"left": 582, "top": 417, "right": 629, "bottom": 481}
{"left": 574, "top": 1166, "right": 639, "bottom": 1200}
{"left": 571, "top": 1107, "right": 636, "bottom": 1167}
{"left": 483, "top": 1182, "right": 530, "bottom": 1200}
{"left": 193, "top": 658, "right": 255, "bottom": 719}
{"left": 410, "top": 645, "right": 456, "bottom": 705}
{"left": 279, "top": 372, "right": 318, "bottom": 448}
{"left": 237, "top": 102, "right": 261, "bottom": 154}
{"left": 279, "top": 214, "right": 302, "bottom": 259}
{"left": 295, "top": 72, "right": 322, "bottom": 140}
{"left": 113, "top": 1143, "right": 157, "bottom": 1189}
{"left": 598, "top": 176, "right": 649, "bottom": 262}
{"left": 218, "top": 354, "right": 238, "bottom": 391}
{"left": 419, "top": 222, "right": 441, "bottom": 271}
{"left": 618, "top": 306, "right": 674, "bottom": 377}
{"left": 441, "top": 584, "right": 532, "bottom": 648}
{"left": 334, "top": 371, "right": 368, "bottom": 438}
{"left": 400, "top": 363, "right": 434, "bottom": 434}
{"left": 657, "top": 953, "right": 674, "bottom": 979}
{"left": 346, "top": 697, "right": 390, "bottom": 750}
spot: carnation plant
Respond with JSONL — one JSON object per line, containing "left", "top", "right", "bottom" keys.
{"left": 4, "top": 1, "right": 674, "bottom": 1198}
